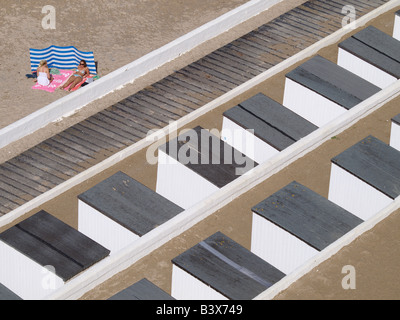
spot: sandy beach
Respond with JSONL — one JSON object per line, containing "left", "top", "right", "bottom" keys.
{"left": 1, "top": 0, "right": 399, "bottom": 300}
{"left": 0, "top": 0, "right": 253, "bottom": 130}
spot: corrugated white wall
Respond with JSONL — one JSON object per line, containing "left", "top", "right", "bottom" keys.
{"left": 251, "top": 213, "right": 318, "bottom": 275}
{"left": 328, "top": 163, "right": 393, "bottom": 221}
{"left": 78, "top": 200, "right": 139, "bottom": 255}
{"left": 390, "top": 120, "right": 400, "bottom": 151}
{"left": 0, "top": 241, "right": 64, "bottom": 300}
{"left": 393, "top": 14, "right": 400, "bottom": 40}
{"left": 283, "top": 78, "right": 347, "bottom": 127}
{"left": 337, "top": 48, "right": 397, "bottom": 89}
{"left": 156, "top": 150, "right": 220, "bottom": 209}
{"left": 171, "top": 264, "right": 227, "bottom": 300}
{"left": 221, "top": 116, "right": 279, "bottom": 164}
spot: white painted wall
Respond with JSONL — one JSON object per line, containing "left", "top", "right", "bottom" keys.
{"left": 328, "top": 163, "right": 393, "bottom": 221}
{"left": 221, "top": 116, "right": 280, "bottom": 164}
{"left": 337, "top": 48, "right": 397, "bottom": 89}
{"left": 390, "top": 120, "right": 400, "bottom": 151}
{"left": 78, "top": 200, "right": 139, "bottom": 255}
{"left": 171, "top": 264, "right": 227, "bottom": 300}
{"left": 394, "top": 14, "right": 400, "bottom": 40}
{"left": 0, "top": 240, "right": 64, "bottom": 300}
{"left": 251, "top": 213, "right": 318, "bottom": 275}
{"left": 156, "top": 149, "right": 220, "bottom": 209}
{"left": 283, "top": 78, "right": 348, "bottom": 127}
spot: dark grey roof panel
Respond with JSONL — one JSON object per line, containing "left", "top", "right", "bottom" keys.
{"left": 332, "top": 136, "right": 400, "bottom": 199}
{"left": 353, "top": 26, "right": 400, "bottom": 64}
{"left": 224, "top": 106, "right": 294, "bottom": 151}
{"left": 78, "top": 171, "right": 184, "bottom": 236}
{"left": 339, "top": 37, "right": 400, "bottom": 78}
{"left": 18, "top": 210, "right": 109, "bottom": 270}
{"left": 239, "top": 93, "right": 318, "bottom": 141}
{"left": 0, "top": 210, "right": 110, "bottom": 281}
{"left": 393, "top": 113, "right": 400, "bottom": 126}
{"left": 159, "top": 126, "right": 258, "bottom": 188}
{"left": 172, "top": 232, "right": 285, "bottom": 300}
{"left": 286, "top": 55, "right": 381, "bottom": 110}
{"left": 223, "top": 93, "right": 317, "bottom": 151}
{"left": 251, "top": 181, "right": 363, "bottom": 251}
{"left": 0, "top": 283, "right": 22, "bottom": 300}
{"left": 0, "top": 226, "right": 83, "bottom": 282}
{"left": 339, "top": 27, "right": 400, "bottom": 78}
{"left": 108, "top": 278, "right": 175, "bottom": 300}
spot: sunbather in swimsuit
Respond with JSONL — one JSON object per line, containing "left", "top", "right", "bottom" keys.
{"left": 37, "top": 71, "right": 51, "bottom": 86}
{"left": 59, "top": 60, "right": 90, "bottom": 91}
{"left": 35, "top": 60, "right": 53, "bottom": 86}
{"left": 73, "top": 68, "right": 86, "bottom": 78}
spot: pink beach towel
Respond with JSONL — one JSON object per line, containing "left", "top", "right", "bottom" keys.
{"left": 62, "top": 74, "right": 94, "bottom": 92}
{"left": 32, "top": 70, "right": 74, "bottom": 92}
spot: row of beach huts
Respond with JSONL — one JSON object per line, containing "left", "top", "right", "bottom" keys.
{"left": 2, "top": 11, "right": 400, "bottom": 300}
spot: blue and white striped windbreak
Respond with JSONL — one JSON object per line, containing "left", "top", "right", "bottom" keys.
{"left": 30, "top": 45, "right": 97, "bottom": 75}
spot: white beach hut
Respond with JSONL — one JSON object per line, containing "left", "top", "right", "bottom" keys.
{"left": 221, "top": 93, "right": 317, "bottom": 164}
{"left": 283, "top": 55, "right": 381, "bottom": 127}
{"left": 78, "top": 171, "right": 183, "bottom": 255}
{"left": 328, "top": 136, "right": 400, "bottom": 221}
{"left": 338, "top": 26, "right": 400, "bottom": 89}
{"left": 390, "top": 114, "right": 400, "bottom": 151}
{"left": 0, "top": 210, "right": 110, "bottom": 300}
{"left": 108, "top": 278, "right": 175, "bottom": 300}
{"left": 171, "top": 232, "right": 285, "bottom": 300}
{"left": 251, "top": 181, "right": 363, "bottom": 274}
{"left": 156, "top": 126, "right": 257, "bottom": 209}
{"left": 393, "top": 10, "right": 400, "bottom": 40}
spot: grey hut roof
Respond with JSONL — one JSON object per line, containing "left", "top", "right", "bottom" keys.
{"left": 339, "top": 26, "right": 400, "bottom": 79}
{"left": 78, "top": 171, "right": 184, "bottom": 237}
{"left": 158, "top": 126, "right": 257, "bottom": 188}
{"left": 251, "top": 181, "right": 363, "bottom": 251}
{"left": 332, "top": 135, "right": 400, "bottom": 199}
{"left": 108, "top": 278, "right": 175, "bottom": 300}
{"left": 393, "top": 113, "right": 400, "bottom": 126}
{"left": 285, "top": 55, "right": 381, "bottom": 110}
{"left": 223, "top": 93, "right": 317, "bottom": 151}
{"left": 172, "top": 231, "right": 285, "bottom": 300}
{"left": 0, "top": 210, "right": 110, "bottom": 282}
{"left": 0, "top": 283, "right": 21, "bottom": 300}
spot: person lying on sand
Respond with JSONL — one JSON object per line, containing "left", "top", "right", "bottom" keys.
{"left": 59, "top": 60, "right": 90, "bottom": 91}
{"left": 35, "top": 60, "right": 53, "bottom": 86}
